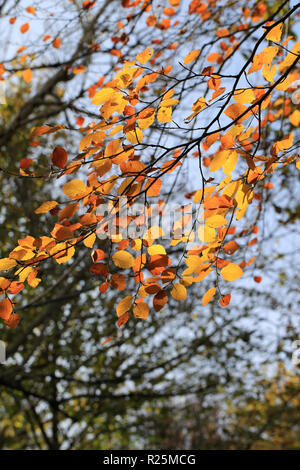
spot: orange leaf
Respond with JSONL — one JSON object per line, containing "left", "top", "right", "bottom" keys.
{"left": 220, "top": 293, "right": 231, "bottom": 306}
{"left": 136, "top": 46, "right": 153, "bottom": 65}
{"left": 23, "top": 69, "right": 32, "bottom": 83}
{"left": 0, "top": 298, "right": 13, "bottom": 320}
{"left": 133, "top": 302, "right": 149, "bottom": 319}
{"left": 202, "top": 287, "right": 216, "bottom": 306}
{"left": 110, "top": 273, "right": 126, "bottom": 291}
{"left": 30, "top": 125, "right": 50, "bottom": 137}
{"left": 20, "top": 23, "right": 29, "bottom": 34}
{"left": 117, "top": 312, "right": 130, "bottom": 328}
{"left": 26, "top": 6, "right": 36, "bottom": 14}
{"left": 225, "top": 103, "right": 248, "bottom": 121}
{"left": 184, "top": 49, "right": 200, "bottom": 65}
{"left": 52, "top": 38, "right": 61, "bottom": 49}
{"left": 207, "top": 52, "right": 220, "bottom": 63}
{"left": 145, "top": 178, "right": 162, "bottom": 197}
{"left": 5, "top": 313, "right": 20, "bottom": 328}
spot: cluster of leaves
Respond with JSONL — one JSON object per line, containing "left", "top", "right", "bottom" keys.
{"left": 0, "top": 0, "right": 299, "bottom": 337}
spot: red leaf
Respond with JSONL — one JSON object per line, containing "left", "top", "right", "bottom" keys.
{"left": 51, "top": 147, "right": 68, "bottom": 169}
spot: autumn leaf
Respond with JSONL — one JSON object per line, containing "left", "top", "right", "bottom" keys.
{"left": 206, "top": 215, "right": 227, "bottom": 228}
{"left": 5, "top": 313, "right": 20, "bottom": 328}
{"left": 136, "top": 46, "right": 153, "bottom": 65}
{"left": 184, "top": 49, "right": 200, "bottom": 65}
{"left": 23, "top": 69, "right": 33, "bottom": 83}
{"left": 26, "top": 6, "right": 36, "bottom": 15}
{"left": 171, "top": 283, "right": 187, "bottom": 300}
{"left": 266, "top": 22, "right": 282, "bottom": 42}
{"left": 52, "top": 38, "right": 61, "bottom": 49}
{"left": 0, "top": 298, "right": 13, "bottom": 320}
{"left": 220, "top": 293, "right": 231, "bottom": 306}
{"left": 153, "top": 290, "right": 168, "bottom": 312}
{"left": 220, "top": 263, "right": 244, "bottom": 281}
{"left": 126, "top": 127, "right": 143, "bottom": 144}
{"left": 51, "top": 147, "right": 68, "bottom": 169}
{"left": 35, "top": 201, "right": 58, "bottom": 214}
{"left": 91, "top": 88, "right": 116, "bottom": 105}
{"left": 133, "top": 302, "right": 149, "bottom": 319}
{"left": 83, "top": 233, "right": 96, "bottom": 249}
{"left": 145, "top": 178, "right": 162, "bottom": 197}
{"left": 20, "top": 23, "right": 29, "bottom": 33}
{"left": 112, "top": 250, "right": 134, "bottom": 269}
{"left": 157, "top": 107, "right": 172, "bottom": 123}
{"left": 30, "top": 125, "right": 51, "bottom": 137}
{"left": 63, "top": 179, "right": 86, "bottom": 199}
{"left": 202, "top": 287, "right": 216, "bottom": 306}
{"left": 225, "top": 103, "right": 249, "bottom": 121}
{"left": 116, "top": 295, "right": 132, "bottom": 317}
{"left": 0, "top": 259, "right": 17, "bottom": 271}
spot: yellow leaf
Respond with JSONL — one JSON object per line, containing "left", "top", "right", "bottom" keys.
{"left": 273, "top": 133, "right": 293, "bottom": 154}
{"left": 50, "top": 243, "right": 75, "bottom": 264}
{"left": 0, "top": 258, "right": 17, "bottom": 271}
{"left": 223, "top": 150, "right": 238, "bottom": 175}
{"left": 116, "top": 295, "right": 133, "bottom": 317}
{"left": 131, "top": 239, "right": 142, "bottom": 251}
{"left": 138, "top": 112, "right": 155, "bottom": 129}
{"left": 206, "top": 215, "right": 227, "bottom": 228}
{"left": 184, "top": 49, "right": 200, "bottom": 65}
{"left": 262, "top": 63, "right": 276, "bottom": 83}
{"left": 112, "top": 250, "right": 134, "bottom": 269}
{"left": 233, "top": 89, "right": 255, "bottom": 104}
{"left": 171, "top": 283, "right": 186, "bottom": 300}
{"left": 278, "top": 42, "right": 300, "bottom": 72}
{"left": 266, "top": 23, "right": 282, "bottom": 42}
{"left": 202, "top": 287, "right": 216, "bottom": 306}
{"left": 157, "top": 107, "right": 172, "bottom": 123}
{"left": 220, "top": 263, "right": 244, "bottom": 281}
{"left": 136, "top": 46, "right": 153, "bottom": 65}
{"left": 18, "top": 266, "right": 33, "bottom": 282}
{"left": 63, "top": 179, "right": 86, "bottom": 199}
{"left": 133, "top": 302, "right": 149, "bottom": 319}
{"left": 83, "top": 233, "right": 96, "bottom": 248}
{"left": 185, "top": 96, "right": 206, "bottom": 121}
{"left": 148, "top": 244, "right": 166, "bottom": 256}
{"left": 126, "top": 127, "right": 143, "bottom": 144}
{"left": 289, "top": 110, "right": 300, "bottom": 127}
{"left": 79, "top": 134, "right": 93, "bottom": 152}
{"left": 276, "top": 70, "right": 298, "bottom": 91}
{"left": 210, "top": 150, "right": 230, "bottom": 172}
{"left": 91, "top": 87, "right": 116, "bottom": 105}
{"left": 35, "top": 200, "right": 58, "bottom": 214}
{"left": 198, "top": 225, "right": 216, "bottom": 243}
{"left": 248, "top": 46, "right": 278, "bottom": 74}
